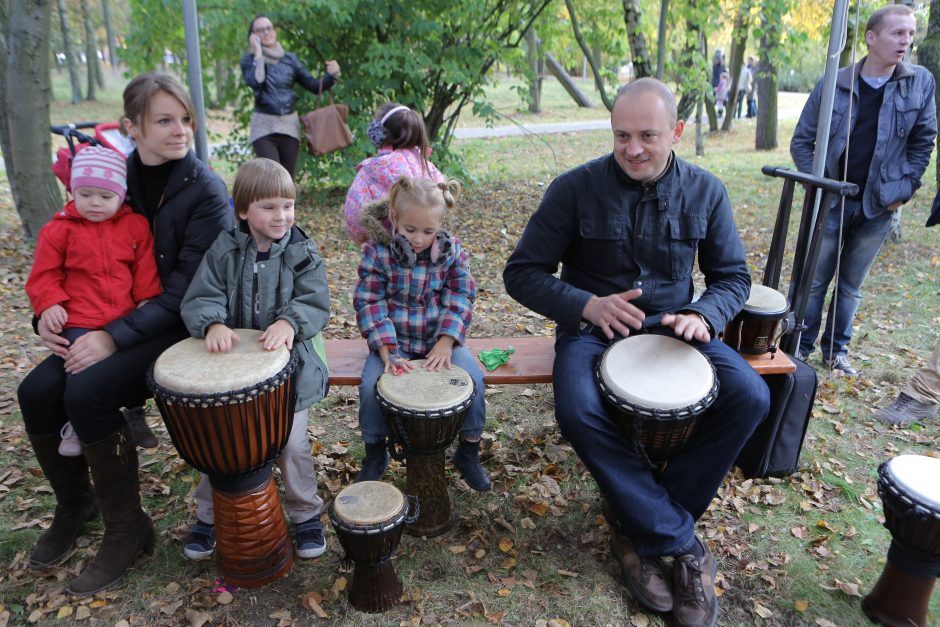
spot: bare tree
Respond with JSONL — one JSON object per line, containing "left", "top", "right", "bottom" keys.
{"left": 56, "top": 0, "right": 81, "bottom": 103}
{"left": 1, "top": 0, "right": 63, "bottom": 237}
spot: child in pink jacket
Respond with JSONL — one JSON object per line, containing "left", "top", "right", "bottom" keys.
{"left": 344, "top": 102, "right": 444, "bottom": 244}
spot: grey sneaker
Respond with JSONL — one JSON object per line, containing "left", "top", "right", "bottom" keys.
{"left": 673, "top": 538, "right": 718, "bottom": 627}
{"left": 827, "top": 354, "right": 858, "bottom": 376}
{"left": 873, "top": 392, "right": 938, "bottom": 426}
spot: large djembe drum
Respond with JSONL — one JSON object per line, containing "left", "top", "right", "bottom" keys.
{"left": 329, "top": 481, "right": 418, "bottom": 612}
{"left": 376, "top": 361, "right": 474, "bottom": 537}
{"left": 147, "top": 329, "right": 297, "bottom": 588}
{"left": 862, "top": 454, "right": 940, "bottom": 627}
{"left": 595, "top": 335, "right": 718, "bottom": 464}
{"left": 723, "top": 283, "right": 790, "bottom": 356}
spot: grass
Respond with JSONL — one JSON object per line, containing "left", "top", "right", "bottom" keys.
{"left": 1, "top": 75, "right": 938, "bottom": 625}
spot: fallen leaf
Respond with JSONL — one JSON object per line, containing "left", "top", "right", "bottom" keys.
{"left": 56, "top": 607, "right": 73, "bottom": 619}
{"left": 753, "top": 601, "right": 773, "bottom": 618}
{"left": 449, "top": 545, "right": 467, "bottom": 554}
{"left": 216, "top": 591, "right": 233, "bottom": 605}
{"left": 75, "top": 606, "right": 91, "bottom": 621}
{"left": 301, "top": 592, "right": 329, "bottom": 618}
{"left": 794, "top": 599, "right": 809, "bottom": 612}
{"left": 498, "top": 538, "right": 513, "bottom": 552}
{"left": 497, "top": 588, "right": 511, "bottom": 597}
{"left": 557, "top": 569, "right": 578, "bottom": 577}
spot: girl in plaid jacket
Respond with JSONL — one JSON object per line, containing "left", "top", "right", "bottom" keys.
{"left": 353, "top": 175, "right": 490, "bottom": 491}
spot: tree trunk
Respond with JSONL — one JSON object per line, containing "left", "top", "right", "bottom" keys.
{"left": 918, "top": 0, "right": 940, "bottom": 185}
{"left": 212, "top": 57, "right": 228, "bottom": 109}
{"left": 545, "top": 50, "right": 594, "bottom": 108}
{"left": 525, "top": 27, "right": 542, "bottom": 113}
{"left": 656, "top": 0, "right": 669, "bottom": 79}
{"left": 56, "top": 0, "right": 81, "bottom": 104}
{"left": 704, "top": 96, "right": 718, "bottom": 131}
{"left": 101, "top": 0, "right": 118, "bottom": 73}
{"left": 721, "top": 4, "right": 750, "bottom": 132}
{"left": 695, "top": 95, "right": 705, "bottom": 156}
{"left": 2, "top": 0, "right": 63, "bottom": 238}
{"left": 755, "top": 13, "right": 778, "bottom": 150}
{"left": 80, "top": 0, "right": 96, "bottom": 100}
{"left": 565, "top": 0, "right": 611, "bottom": 110}
{"left": 623, "top": 0, "right": 652, "bottom": 78}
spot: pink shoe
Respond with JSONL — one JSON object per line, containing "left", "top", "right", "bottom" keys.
{"left": 58, "top": 422, "right": 82, "bottom": 457}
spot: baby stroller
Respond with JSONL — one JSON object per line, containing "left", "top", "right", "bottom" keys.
{"left": 50, "top": 121, "right": 135, "bottom": 193}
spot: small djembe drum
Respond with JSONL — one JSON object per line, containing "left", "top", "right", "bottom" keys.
{"left": 862, "top": 455, "right": 940, "bottom": 627}
{"left": 723, "top": 283, "right": 790, "bottom": 356}
{"left": 147, "top": 329, "right": 297, "bottom": 588}
{"left": 595, "top": 335, "right": 718, "bottom": 464}
{"left": 376, "top": 361, "right": 474, "bottom": 537}
{"left": 328, "top": 481, "right": 418, "bottom": 613}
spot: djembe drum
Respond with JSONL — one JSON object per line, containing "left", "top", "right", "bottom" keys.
{"left": 147, "top": 329, "right": 297, "bottom": 588}
{"left": 329, "top": 481, "right": 418, "bottom": 612}
{"left": 595, "top": 335, "right": 718, "bottom": 464}
{"left": 376, "top": 361, "right": 474, "bottom": 537}
{"left": 862, "top": 455, "right": 940, "bottom": 627}
{"left": 723, "top": 283, "right": 790, "bottom": 356}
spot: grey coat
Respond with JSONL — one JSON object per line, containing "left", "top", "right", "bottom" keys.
{"left": 790, "top": 57, "right": 937, "bottom": 219}
{"left": 180, "top": 225, "right": 330, "bottom": 411}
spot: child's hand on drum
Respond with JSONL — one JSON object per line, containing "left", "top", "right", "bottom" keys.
{"left": 423, "top": 336, "right": 455, "bottom": 371}
{"left": 40, "top": 304, "right": 68, "bottom": 334}
{"left": 379, "top": 345, "right": 413, "bottom": 375}
{"left": 260, "top": 319, "right": 295, "bottom": 351}
{"left": 205, "top": 323, "right": 240, "bottom": 353}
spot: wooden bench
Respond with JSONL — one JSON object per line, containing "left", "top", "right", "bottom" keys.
{"left": 325, "top": 337, "right": 796, "bottom": 386}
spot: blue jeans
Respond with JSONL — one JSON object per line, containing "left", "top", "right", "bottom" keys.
{"left": 553, "top": 329, "right": 769, "bottom": 557}
{"left": 799, "top": 199, "right": 893, "bottom": 359}
{"left": 358, "top": 346, "right": 486, "bottom": 444}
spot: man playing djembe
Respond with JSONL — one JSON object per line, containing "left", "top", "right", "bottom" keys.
{"left": 503, "top": 78, "right": 770, "bottom": 627}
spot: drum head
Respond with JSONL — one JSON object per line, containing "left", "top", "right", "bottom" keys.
{"left": 152, "top": 329, "right": 289, "bottom": 394}
{"left": 884, "top": 455, "right": 940, "bottom": 510}
{"left": 376, "top": 360, "right": 473, "bottom": 411}
{"left": 333, "top": 481, "right": 405, "bottom": 526}
{"left": 743, "top": 284, "right": 789, "bottom": 315}
{"left": 600, "top": 335, "right": 714, "bottom": 411}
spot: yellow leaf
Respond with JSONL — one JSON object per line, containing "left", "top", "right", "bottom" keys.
{"left": 449, "top": 545, "right": 467, "bottom": 554}
{"left": 89, "top": 600, "right": 107, "bottom": 609}
{"left": 527, "top": 501, "right": 549, "bottom": 517}
{"left": 794, "top": 599, "right": 809, "bottom": 612}
{"left": 502, "top": 557, "right": 517, "bottom": 569}
{"left": 56, "top": 606, "right": 74, "bottom": 619}
{"left": 333, "top": 576, "right": 347, "bottom": 592}
{"left": 497, "top": 588, "right": 511, "bottom": 597}
{"left": 498, "top": 538, "right": 513, "bottom": 553}
{"left": 474, "top": 549, "right": 486, "bottom": 558}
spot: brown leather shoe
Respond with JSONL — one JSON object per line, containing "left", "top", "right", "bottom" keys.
{"left": 673, "top": 538, "right": 718, "bottom": 627}
{"left": 609, "top": 531, "right": 673, "bottom": 612}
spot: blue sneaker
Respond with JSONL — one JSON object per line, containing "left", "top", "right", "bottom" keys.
{"left": 295, "top": 516, "right": 326, "bottom": 559}
{"left": 183, "top": 519, "right": 215, "bottom": 561}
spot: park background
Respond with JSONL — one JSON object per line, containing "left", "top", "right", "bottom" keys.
{"left": 0, "top": 0, "right": 939, "bottom": 625}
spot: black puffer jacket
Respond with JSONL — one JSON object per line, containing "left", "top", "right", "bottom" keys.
{"left": 106, "top": 150, "right": 233, "bottom": 349}
{"left": 240, "top": 51, "right": 336, "bottom": 116}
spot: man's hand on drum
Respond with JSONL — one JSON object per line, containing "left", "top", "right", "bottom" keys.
{"left": 581, "top": 289, "right": 645, "bottom": 339}
{"left": 423, "top": 336, "right": 456, "bottom": 372}
{"left": 661, "top": 312, "right": 711, "bottom": 343}
{"left": 379, "top": 345, "right": 414, "bottom": 376}
{"left": 205, "top": 323, "right": 240, "bottom": 353}
{"left": 63, "top": 330, "right": 117, "bottom": 374}
{"left": 260, "top": 319, "right": 294, "bottom": 351}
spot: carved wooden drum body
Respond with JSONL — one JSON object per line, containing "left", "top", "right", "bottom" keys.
{"left": 723, "top": 283, "right": 789, "bottom": 356}
{"left": 148, "top": 329, "right": 297, "bottom": 588}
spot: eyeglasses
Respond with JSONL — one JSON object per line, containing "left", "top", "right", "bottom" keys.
{"left": 254, "top": 25, "right": 274, "bottom": 33}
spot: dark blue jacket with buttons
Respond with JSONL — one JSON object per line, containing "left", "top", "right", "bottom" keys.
{"left": 503, "top": 153, "right": 751, "bottom": 336}
{"left": 240, "top": 52, "right": 336, "bottom": 116}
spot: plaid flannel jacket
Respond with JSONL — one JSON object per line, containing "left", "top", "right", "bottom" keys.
{"left": 354, "top": 239, "right": 475, "bottom": 355}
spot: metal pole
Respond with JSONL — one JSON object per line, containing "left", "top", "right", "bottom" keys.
{"left": 811, "top": 0, "right": 850, "bottom": 181}
{"left": 182, "top": 0, "right": 209, "bottom": 163}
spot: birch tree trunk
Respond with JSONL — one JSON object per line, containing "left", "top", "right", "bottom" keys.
{"left": 623, "top": 0, "right": 652, "bottom": 78}
{"left": 1, "top": 0, "right": 63, "bottom": 237}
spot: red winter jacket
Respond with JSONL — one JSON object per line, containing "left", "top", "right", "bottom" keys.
{"left": 26, "top": 201, "right": 162, "bottom": 329}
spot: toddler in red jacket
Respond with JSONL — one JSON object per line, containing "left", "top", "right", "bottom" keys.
{"left": 25, "top": 146, "right": 162, "bottom": 456}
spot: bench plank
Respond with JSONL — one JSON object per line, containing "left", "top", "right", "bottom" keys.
{"left": 325, "top": 337, "right": 795, "bottom": 386}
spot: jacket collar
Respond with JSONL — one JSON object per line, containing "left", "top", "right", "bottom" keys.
{"left": 837, "top": 56, "right": 915, "bottom": 92}
{"left": 231, "top": 223, "right": 307, "bottom": 256}
{"left": 127, "top": 149, "right": 201, "bottom": 210}
{"left": 57, "top": 199, "right": 133, "bottom": 222}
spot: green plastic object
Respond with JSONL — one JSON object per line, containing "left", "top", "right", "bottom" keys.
{"left": 478, "top": 346, "right": 515, "bottom": 371}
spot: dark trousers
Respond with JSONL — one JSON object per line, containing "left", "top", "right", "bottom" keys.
{"left": 253, "top": 133, "right": 300, "bottom": 179}
{"left": 18, "top": 325, "right": 188, "bottom": 442}
{"left": 552, "top": 329, "right": 770, "bottom": 557}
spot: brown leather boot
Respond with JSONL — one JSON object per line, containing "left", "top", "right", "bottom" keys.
{"left": 673, "top": 537, "right": 719, "bottom": 627}
{"left": 862, "top": 561, "right": 935, "bottom": 627}
{"left": 122, "top": 406, "right": 158, "bottom": 449}
{"left": 27, "top": 432, "right": 99, "bottom": 568}
{"left": 67, "top": 428, "right": 155, "bottom": 596}
{"left": 609, "top": 531, "right": 674, "bottom": 612}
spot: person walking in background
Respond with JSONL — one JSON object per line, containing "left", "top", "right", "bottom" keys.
{"left": 734, "top": 60, "right": 752, "bottom": 119}
{"left": 715, "top": 71, "right": 731, "bottom": 119}
{"left": 746, "top": 57, "right": 758, "bottom": 118}
{"left": 790, "top": 4, "right": 936, "bottom": 375}
{"left": 241, "top": 14, "right": 341, "bottom": 179}
{"left": 344, "top": 103, "right": 445, "bottom": 245}
{"left": 711, "top": 48, "right": 726, "bottom": 91}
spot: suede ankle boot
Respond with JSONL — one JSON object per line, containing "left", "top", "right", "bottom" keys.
{"left": 27, "top": 432, "right": 99, "bottom": 568}
{"left": 67, "top": 427, "right": 155, "bottom": 596}
{"left": 453, "top": 439, "right": 491, "bottom": 492}
{"left": 122, "top": 406, "right": 158, "bottom": 449}
{"left": 355, "top": 441, "right": 390, "bottom": 482}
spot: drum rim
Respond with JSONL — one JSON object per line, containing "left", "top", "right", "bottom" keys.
{"left": 328, "top": 490, "right": 409, "bottom": 535}
{"left": 146, "top": 350, "right": 298, "bottom": 406}
{"left": 377, "top": 393, "right": 475, "bottom": 421}
{"left": 878, "top": 458, "right": 940, "bottom": 518}
{"left": 743, "top": 284, "right": 789, "bottom": 316}
{"left": 375, "top": 361, "right": 474, "bottom": 410}
{"left": 595, "top": 336, "right": 719, "bottom": 417}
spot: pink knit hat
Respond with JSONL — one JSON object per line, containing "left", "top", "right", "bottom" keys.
{"left": 70, "top": 146, "right": 127, "bottom": 198}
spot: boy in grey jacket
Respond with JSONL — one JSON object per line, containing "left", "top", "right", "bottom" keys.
{"left": 180, "top": 158, "right": 330, "bottom": 560}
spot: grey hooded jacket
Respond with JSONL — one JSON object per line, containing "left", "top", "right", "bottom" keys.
{"left": 790, "top": 57, "right": 937, "bottom": 219}
{"left": 181, "top": 225, "right": 330, "bottom": 411}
